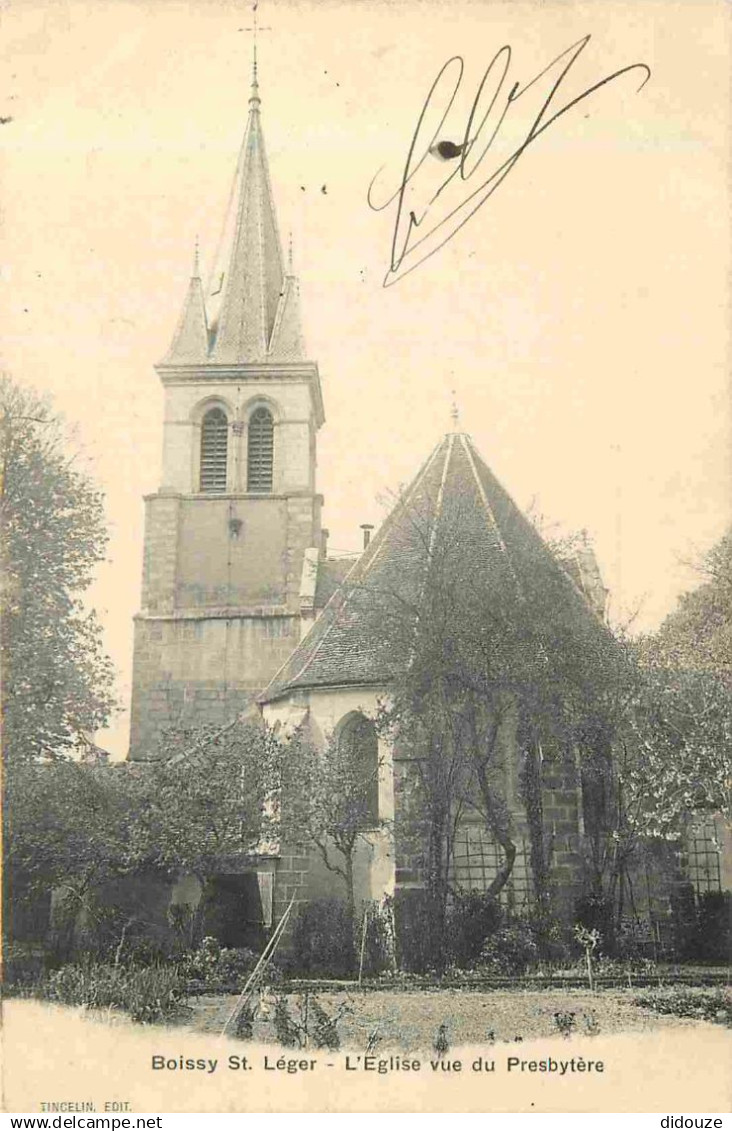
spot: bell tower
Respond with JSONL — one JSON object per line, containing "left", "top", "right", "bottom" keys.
{"left": 129, "top": 61, "right": 324, "bottom": 757}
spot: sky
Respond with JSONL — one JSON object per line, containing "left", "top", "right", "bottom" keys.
{"left": 2, "top": 0, "right": 730, "bottom": 757}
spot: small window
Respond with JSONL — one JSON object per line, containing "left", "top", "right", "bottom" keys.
{"left": 200, "top": 407, "right": 228, "bottom": 493}
{"left": 247, "top": 407, "right": 274, "bottom": 493}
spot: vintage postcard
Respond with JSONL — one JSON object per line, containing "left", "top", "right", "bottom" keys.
{"left": 1, "top": 0, "right": 730, "bottom": 1116}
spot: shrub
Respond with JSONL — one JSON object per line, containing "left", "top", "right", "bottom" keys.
{"left": 614, "top": 919, "right": 655, "bottom": 963}
{"left": 634, "top": 987, "right": 731, "bottom": 1026}
{"left": 292, "top": 900, "right": 355, "bottom": 977}
{"left": 668, "top": 887, "right": 731, "bottom": 963}
{"left": 177, "top": 937, "right": 261, "bottom": 991}
{"left": 392, "top": 889, "right": 440, "bottom": 974}
{"left": 478, "top": 920, "right": 540, "bottom": 975}
{"left": 45, "top": 960, "right": 186, "bottom": 1024}
{"left": 692, "top": 892, "right": 731, "bottom": 963}
{"left": 360, "top": 899, "right": 396, "bottom": 977}
{"left": 2, "top": 943, "right": 50, "bottom": 987}
{"left": 446, "top": 892, "right": 503, "bottom": 969}
{"left": 528, "top": 906, "right": 571, "bottom": 965}
{"left": 669, "top": 883, "right": 698, "bottom": 961}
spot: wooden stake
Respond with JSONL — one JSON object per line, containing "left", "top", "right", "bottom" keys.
{"left": 358, "top": 905, "right": 370, "bottom": 987}
{"left": 220, "top": 893, "right": 296, "bottom": 1037}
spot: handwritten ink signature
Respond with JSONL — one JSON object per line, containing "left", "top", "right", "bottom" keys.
{"left": 368, "top": 35, "right": 651, "bottom": 287}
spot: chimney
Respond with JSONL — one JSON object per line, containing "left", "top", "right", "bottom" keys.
{"left": 320, "top": 528, "right": 329, "bottom": 560}
{"left": 360, "top": 523, "right": 374, "bottom": 550}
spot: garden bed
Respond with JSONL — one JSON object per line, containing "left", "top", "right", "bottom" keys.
{"left": 280, "top": 967, "right": 731, "bottom": 993}
{"left": 187, "top": 985, "right": 730, "bottom": 1052}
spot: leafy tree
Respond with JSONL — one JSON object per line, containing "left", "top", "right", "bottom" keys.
{"left": 360, "top": 481, "right": 625, "bottom": 956}
{"left": 624, "top": 664, "right": 731, "bottom": 839}
{"left": 0, "top": 375, "right": 115, "bottom": 763}
{"left": 127, "top": 718, "right": 281, "bottom": 885}
{"left": 283, "top": 728, "right": 383, "bottom": 958}
{"left": 623, "top": 528, "right": 732, "bottom": 839}
{"left": 655, "top": 529, "right": 732, "bottom": 673}
{"left": 5, "top": 716, "right": 283, "bottom": 957}
{"left": 4, "top": 757, "right": 139, "bottom": 954}
{"left": 572, "top": 530, "right": 732, "bottom": 936}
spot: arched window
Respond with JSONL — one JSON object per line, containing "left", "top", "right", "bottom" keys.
{"left": 247, "top": 407, "right": 274, "bottom": 493}
{"left": 199, "top": 407, "right": 228, "bottom": 493}
{"left": 339, "top": 714, "right": 379, "bottom": 827}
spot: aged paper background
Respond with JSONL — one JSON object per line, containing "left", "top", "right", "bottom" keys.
{"left": 2, "top": 0, "right": 730, "bottom": 1114}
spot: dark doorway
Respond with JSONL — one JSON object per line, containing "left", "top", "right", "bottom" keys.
{"left": 200, "top": 873, "right": 265, "bottom": 949}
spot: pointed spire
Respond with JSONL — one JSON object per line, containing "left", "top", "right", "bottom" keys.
{"left": 450, "top": 388, "right": 460, "bottom": 432}
{"left": 208, "top": 56, "right": 286, "bottom": 363}
{"left": 269, "top": 276, "right": 305, "bottom": 361}
{"left": 162, "top": 241, "right": 209, "bottom": 364}
{"left": 250, "top": 40, "right": 260, "bottom": 108}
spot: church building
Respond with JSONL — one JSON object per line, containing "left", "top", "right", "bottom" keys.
{"left": 128, "top": 58, "right": 673, "bottom": 947}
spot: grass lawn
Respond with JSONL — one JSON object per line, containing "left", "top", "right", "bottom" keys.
{"left": 188, "top": 986, "right": 724, "bottom": 1051}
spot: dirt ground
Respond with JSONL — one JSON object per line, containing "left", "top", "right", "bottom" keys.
{"left": 188, "top": 987, "right": 705, "bottom": 1051}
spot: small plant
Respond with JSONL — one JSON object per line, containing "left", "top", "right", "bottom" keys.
{"left": 433, "top": 1022, "right": 450, "bottom": 1055}
{"left": 269, "top": 994, "right": 352, "bottom": 1049}
{"left": 574, "top": 924, "right": 601, "bottom": 992}
{"left": 234, "top": 1003, "right": 256, "bottom": 1041}
{"left": 553, "top": 1010, "right": 576, "bottom": 1039}
{"left": 273, "top": 995, "right": 303, "bottom": 1048}
{"left": 309, "top": 998, "right": 351, "bottom": 1050}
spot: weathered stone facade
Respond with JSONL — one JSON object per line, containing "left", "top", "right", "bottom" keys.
{"left": 128, "top": 73, "right": 325, "bottom": 758}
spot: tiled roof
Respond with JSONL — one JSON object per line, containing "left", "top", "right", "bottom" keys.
{"left": 314, "top": 556, "right": 356, "bottom": 609}
{"left": 260, "top": 432, "right": 608, "bottom": 703}
{"left": 161, "top": 75, "right": 307, "bottom": 367}
{"left": 208, "top": 83, "right": 284, "bottom": 363}
{"left": 162, "top": 271, "right": 209, "bottom": 365}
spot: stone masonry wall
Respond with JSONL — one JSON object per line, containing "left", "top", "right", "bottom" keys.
{"left": 541, "top": 747, "right": 584, "bottom": 917}
{"left": 129, "top": 613, "right": 302, "bottom": 756}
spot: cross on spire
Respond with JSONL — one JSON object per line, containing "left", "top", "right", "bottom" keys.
{"left": 243, "top": 2, "right": 273, "bottom": 106}
{"left": 450, "top": 388, "right": 460, "bottom": 432}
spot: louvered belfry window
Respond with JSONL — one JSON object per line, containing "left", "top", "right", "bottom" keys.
{"left": 247, "top": 407, "right": 274, "bottom": 493}
{"left": 199, "top": 407, "right": 228, "bottom": 493}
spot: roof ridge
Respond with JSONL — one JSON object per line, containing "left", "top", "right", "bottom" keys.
{"left": 460, "top": 433, "right": 525, "bottom": 600}
{"left": 260, "top": 437, "right": 447, "bottom": 700}
{"left": 406, "top": 432, "right": 454, "bottom": 671}
{"left": 428, "top": 432, "right": 454, "bottom": 556}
